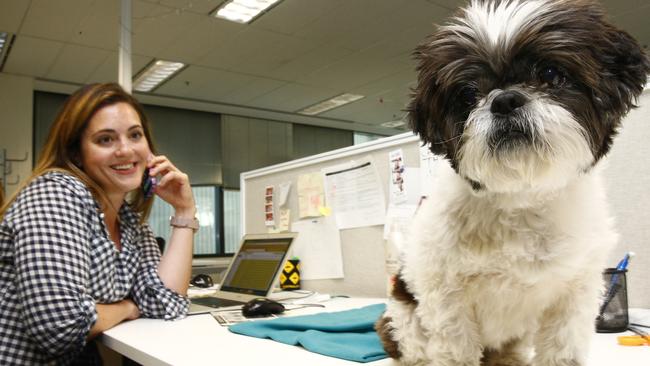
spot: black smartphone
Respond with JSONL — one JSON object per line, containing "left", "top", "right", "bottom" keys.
{"left": 142, "top": 168, "right": 157, "bottom": 198}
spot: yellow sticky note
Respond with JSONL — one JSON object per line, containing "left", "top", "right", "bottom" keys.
{"left": 318, "top": 206, "right": 332, "bottom": 216}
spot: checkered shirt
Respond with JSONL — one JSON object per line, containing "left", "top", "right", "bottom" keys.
{"left": 0, "top": 171, "right": 189, "bottom": 365}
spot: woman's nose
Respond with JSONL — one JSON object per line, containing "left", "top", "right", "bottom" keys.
{"left": 115, "top": 137, "right": 134, "bottom": 155}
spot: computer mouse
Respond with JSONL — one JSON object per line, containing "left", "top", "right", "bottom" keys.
{"left": 242, "top": 298, "right": 285, "bottom": 318}
{"left": 190, "top": 274, "right": 213, "bottom": 288}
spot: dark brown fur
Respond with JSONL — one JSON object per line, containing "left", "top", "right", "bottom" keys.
{"left": 375, "top": 273, "right": 417, "bottom": 359}
{"left": 392, "top": 273, "right": 417, "bottom": 305}
{"left": 375, "top": 315, "right": 402, "bottom": 359}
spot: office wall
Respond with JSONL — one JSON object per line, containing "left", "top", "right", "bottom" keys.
{"left": 0, "top": 74, "right": 33, "bottom": 196}
{"left": 221, "top": 115, "right": 354, "bottom": 188}
{"left": 603, "top": 90, "right": 650, "bottom": 308}
{"left": 221, "top": 115, "right": 293, "bottom": 189}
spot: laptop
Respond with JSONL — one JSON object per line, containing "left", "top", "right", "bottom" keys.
{"left": 188, "top": 232, "right": 297, "bottom": 315}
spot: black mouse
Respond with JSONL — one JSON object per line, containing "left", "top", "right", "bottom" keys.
{"left": 190, "top": 274, "right": 213, "bottom": 288}
{"left": 242, "top": 298, "right": 285, "bottom": 318}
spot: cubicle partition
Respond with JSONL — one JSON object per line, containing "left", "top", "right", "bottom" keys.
{"left": 241, "top": 133, "right": 419, "bottom": 297}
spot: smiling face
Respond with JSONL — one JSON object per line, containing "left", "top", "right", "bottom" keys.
{"left": 80, "top": 102, "right": 152, "bottom": 206}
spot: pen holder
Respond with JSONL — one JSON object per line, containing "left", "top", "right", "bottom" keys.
{"left": 596, "top": 268, "right": 628, "bottom": 333}
{"left": 280, "top": 259, "right": 301, "bottom": 290}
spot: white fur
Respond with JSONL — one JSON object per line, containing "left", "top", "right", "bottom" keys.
{"left": 452, "top": 0, "right": 554, "bottom": 52}
{"left": 459, "top": 89, "right": 594, "bottom": 194}
{"left": 384, "top": 160, "right": 617, "bottom": 365}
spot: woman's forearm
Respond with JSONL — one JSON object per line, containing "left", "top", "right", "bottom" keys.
{"left": 88, "top": 300, "right": 140, "bottom": 340}
{"left": 157, "top": 223, "right": 194, "bottom": 296}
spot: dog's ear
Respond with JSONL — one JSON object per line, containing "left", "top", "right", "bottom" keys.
{"left": 407, "top": 47, "right": 448, "bottom": 156}
{"left": 595, "top": 26, "right": 650, "bottom": 116}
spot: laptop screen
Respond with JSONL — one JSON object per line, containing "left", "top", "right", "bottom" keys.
{"left": 219, "top": 236, "right": 293, "bottom": 296}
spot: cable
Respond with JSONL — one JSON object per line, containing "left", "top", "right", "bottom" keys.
{"left": 284, "top": 304, "right": 327, "bottom": 312}
{"left": 273, "top": 290, "right": 315, "bottom": 302}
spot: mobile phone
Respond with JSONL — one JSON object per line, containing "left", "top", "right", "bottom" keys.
{"left": 142, "top": 168, "right": 157, "bottom": 198}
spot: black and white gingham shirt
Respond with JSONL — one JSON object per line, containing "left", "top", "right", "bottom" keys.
{"left": 0, "top": 171, "right": 189, "bottom": 365}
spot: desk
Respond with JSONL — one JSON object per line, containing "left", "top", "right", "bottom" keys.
{"left": 101, "top": 298, "right": 648, "bottom": 366}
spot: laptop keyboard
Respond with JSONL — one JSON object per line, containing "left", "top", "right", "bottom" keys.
{"left": 192, "top": 297, "right": 245, "bottom": 308}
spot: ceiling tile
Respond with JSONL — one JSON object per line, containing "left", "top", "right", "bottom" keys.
{"left": 157, "top": 17, "right": 241, "bottom": 64}
{"left": 20, "top": 0, "right": 95, "bottom": 42}
{"left": 69, "top": 0, "right": 120, "bottom": 50}
{"left": 218, "top": 77, "right": 287, "bottom": 105}
{"left": 265, "top": 43, "right": 355, "bottom": 81}
{"left": 196, "top": 27, "right": 315, "bottom": 75}
{"left": 601, "top": 0, "right": 650, "bottom": 17}
{"left": 3, "top": 35, "right": 64, "bottom": 77}
{"left": 86, "top": 52, "right": 151, "bottom": 83}
{"left": 0, "top": 0, "right": 31, "bottom": 33}
{"left": 249, "top": 82, "right": 338, "bottom": 112}
{"left": 156, "top": 65, "right": 256, "bottom": 100}
{"left": 251, "top": 0, "right": 343, "bottom": 37}
{"left": 132, "top": 2, "right": 206, "bottom": 57}
{"left": 46, "top": 44, "right": 110, "bottom": 83}
{"left": 158, "top": 0, "right": 222, "bottom": 15}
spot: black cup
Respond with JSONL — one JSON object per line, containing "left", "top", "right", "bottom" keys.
{"left": 595, "top": 268, "right": 628, "bottom": 333}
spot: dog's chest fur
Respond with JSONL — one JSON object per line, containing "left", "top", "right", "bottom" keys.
{"left": 401, "top": 164, "right": 615, "bottom": 347}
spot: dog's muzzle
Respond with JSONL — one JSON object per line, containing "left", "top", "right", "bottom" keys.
{"left": 487, "top": 90, "right": 533, "bottom": 152}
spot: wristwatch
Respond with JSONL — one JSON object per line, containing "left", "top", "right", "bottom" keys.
{"left": 169, "top": 216, "right": 200, "bottom": 233}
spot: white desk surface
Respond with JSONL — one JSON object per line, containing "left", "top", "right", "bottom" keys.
{"left": 101, "top": 297, "right": 649, "bottom": 366}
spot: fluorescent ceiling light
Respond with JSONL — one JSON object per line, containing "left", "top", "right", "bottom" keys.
{"left": 212, "top": 0, "right": 282, "bottom": 24}
{"left": 0, "top": 32, "right": 14, "bottom": 71}
{"left": 298, "top": 93, "right": 365, "bottom": 116}
{"left": 133, "top": 60, "right": 185, "bottom": 92}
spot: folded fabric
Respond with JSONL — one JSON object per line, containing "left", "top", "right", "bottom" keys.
{"left": 229, "top": 303, "right": 387, "bottom": 363}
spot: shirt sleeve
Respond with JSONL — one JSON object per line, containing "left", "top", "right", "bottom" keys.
{"left": 9, "top": 176, "right": 97, "bottom": 359}
{"left": 129, "top": 224, "right": 189, "bottom": 320}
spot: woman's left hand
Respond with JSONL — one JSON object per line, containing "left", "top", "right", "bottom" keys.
{"left": 147, "top": 155, "right": 195, "bottom": 216}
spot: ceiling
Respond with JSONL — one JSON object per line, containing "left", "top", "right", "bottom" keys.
{"left": 1, "top": 0, "right": 649, "bottom": 135}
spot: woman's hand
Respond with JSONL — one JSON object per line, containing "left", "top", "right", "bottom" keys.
{"left": 88, "top": 299, "right": 141, "bottom": 339}
{"left": 123, "top": 299, "right": 141, "bottom": 321}
{"left": 146, "top": 155, "right": 195, "bottom": 216}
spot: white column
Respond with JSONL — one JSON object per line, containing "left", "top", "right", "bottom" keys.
{"left": 118, "top": 0, "right": 132, "bottom": 93}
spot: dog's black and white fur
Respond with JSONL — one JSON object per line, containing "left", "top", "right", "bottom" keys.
{"left": 376, "top": 0, "right": 649, "bottom": 365}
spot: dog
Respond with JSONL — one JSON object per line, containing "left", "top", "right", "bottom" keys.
{"left": 376, "top": 0, "right": 649, "bottom": 365}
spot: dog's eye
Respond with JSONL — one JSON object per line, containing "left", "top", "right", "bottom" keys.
{"left": 538, "top": 66, "right": 566, "bottom": 87}
{"left": 460, "top": 87, "right": 478, "bottom": 106}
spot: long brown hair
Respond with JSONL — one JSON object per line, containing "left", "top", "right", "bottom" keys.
{"left": 0, "top": 83, "right": 157, "bottom": 221}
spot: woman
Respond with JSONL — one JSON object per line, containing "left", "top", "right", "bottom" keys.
{"left": 0, "top": 83, "right": 196, "bottom": 364}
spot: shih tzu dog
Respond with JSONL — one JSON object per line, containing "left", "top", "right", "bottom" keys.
{"left": 376, "top": 0, "right": 649, "bottom": 365}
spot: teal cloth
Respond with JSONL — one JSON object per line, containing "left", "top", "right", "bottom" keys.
{"left": 229, "top": 303, "right": 387, "bottom": 363}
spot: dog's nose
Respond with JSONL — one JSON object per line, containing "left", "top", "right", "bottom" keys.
{"left": 490, "top": 91, "right": 528, "bottom": 116}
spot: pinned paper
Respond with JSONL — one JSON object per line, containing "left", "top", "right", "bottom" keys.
{"left": 278, "top": 208, "right": 291, "bottom": 232}
{"left": 322, "top": 157, "right": 386, "bottom": 230}
{"left": 291, "top": 216, "right": 344, "bottom": 280}
{"left": 264, "top": 185, "right": 275, "bottom": 226}
{"left": 278, "top": 181, "right": 291, "bottom": 207}
{"left": 389, "top": 149, "right": 406, "bottom": 204}
{"left": 297, "top": 172, "right": 325, "bottom": 218}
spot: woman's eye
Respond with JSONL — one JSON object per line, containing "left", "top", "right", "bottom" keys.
{"left": 460, "top": 87, "right": 478, "bottom": 106}
{"left": 97, "top": 136, "right": 113, "bottom": 145}
{"left": 539, "top": 66, "right": 566, "bottom": 87}
{"left": 130, "top": 131, "right": 143, "bottom": 140}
